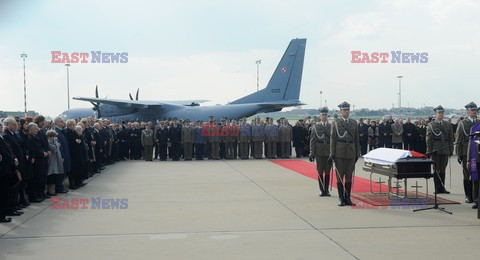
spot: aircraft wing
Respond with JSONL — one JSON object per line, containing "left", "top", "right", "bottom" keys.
{"left": 73, "top": 97, "right": 184, "bottom": 108}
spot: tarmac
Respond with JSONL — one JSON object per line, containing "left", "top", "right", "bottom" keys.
{"left": 0, "top": 155, "right": 479, "bottom": 260}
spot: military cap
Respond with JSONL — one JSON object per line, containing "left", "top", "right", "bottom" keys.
{"left": 319, "top": 107, "right": 329, "bottom": 114}
{"left": 433, "top": 105, "right": 445, "bottom": 113}
{"left": 338, "top": 101, "right": 350, "bottom": 110}
{"left": 185, "top": 119, "right": 190, "bottom": 123}
{"left": 465, "top": 102, "right": 478, "bottom": 110}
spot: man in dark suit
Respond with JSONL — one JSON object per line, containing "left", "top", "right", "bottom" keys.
{"left": 403, "top": 117, "right": 417, "bottom": 151}
{"left": 54, "top": 117, "right": 70, "bottom": 193}
{"left": 169, "top": 119, "right": 182, "bottom": 161}
{"left": 2, "top": 118, "right": 28, "bottom": 209}
{"left": 0, "top": 122, "right": 22, "bottom": 221}
{"left": 93, "top": 122, "right": 105, "bottom": 171}
{"left": 155, "top": 121, "right": 169, "bottom": 161}
{"left": 358, "top": 118, "right": 369, "bottom": 155}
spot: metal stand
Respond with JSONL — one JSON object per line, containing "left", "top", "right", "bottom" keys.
{"left": 413, "top": 190, "right": 452, "bottom": 214}
{"left": 413, "top": 169, "right": 452, "bottom": 214}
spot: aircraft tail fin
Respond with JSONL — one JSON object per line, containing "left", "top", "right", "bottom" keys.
{"left": 231, "top": 38, "right": 306, "bottom": 104}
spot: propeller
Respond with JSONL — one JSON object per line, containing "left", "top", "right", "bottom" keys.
{"left": 90, "top": 85, "right": 102, "bottom": 118}
{"left": 129, "top": 88, "right": 140, "bottom": 101}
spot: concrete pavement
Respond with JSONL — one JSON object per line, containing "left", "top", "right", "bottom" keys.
{"left": 0, "top": 157, "right": 479, "bottom": 259}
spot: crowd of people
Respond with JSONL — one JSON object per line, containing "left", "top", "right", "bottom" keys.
{"left": 1, "top": 104, "right": 479, "bottom": 222}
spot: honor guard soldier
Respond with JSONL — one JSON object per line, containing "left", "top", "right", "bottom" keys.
{"left": 181, "top": 120, "right": 195, "bottom": 160}
{"left": 330, "top": 102, "right": 360, "bottom": 206}
{"left": 194, "top": 121, "right": 206, "bottom": 160}
{"left": 252, "top": 118, "right": 264, "bottom": 159}
{"left": 458, "top": 102, "right": 479, "bottom": 206}
{"left": 224, "top": 120, "right": 236, "bottom": 159}
{"left": 427, "top": 105, "right": 454, "bottom": 194}
{"left": 209, "top": 117, "right": 221, "bottom": 160}
{"left": 238, "top": 118, "right": 251, "bottom": 159}
{"left": 266, "top": 118, "right": 278, "bottom": 159}
{"left": 309, "top": 107, "right": 332, "bottom": 197}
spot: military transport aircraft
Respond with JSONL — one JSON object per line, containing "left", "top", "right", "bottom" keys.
{"left": 60, "top": 38, "right": 307, "bottom": 122}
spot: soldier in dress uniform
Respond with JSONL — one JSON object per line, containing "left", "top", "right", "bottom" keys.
{"left": 279, "top": 119, "right": 293, "bottom": 158}
{"left": 141, "top": 123, "right": 154, "bottom": 161}
{"left": 194, "top": 120, "right": 206, "bottom": 160}
{"left": 329, "top": 102, "right": 360, "bottom": 206}
{"left": 426, "top": 105, "right": 454, "bottom": 194}
{"left": 209, "top": 117, "right": 221, "bottom": 160}
{"left": 252, "top": 118, "right": 264, "bottom": 159}
{"left": 456, "top": 102, "right": 478, "bottom": 204}
{"left": 231, "top": 120, "right": 239, "bottom": 159}
{"left": 238, "top": 118, "right": 250, "bottom": 159}
{"left": 223, "top": 120, "right": 236, "bottom": 159}
{"left": 358, "top": 118, "right": 369, "bottom": 155}
{"left": 266, "top": 118, "right": 278, "bottom": 159}
{"left": 181, "top": 120, "right": 195, "bottom": 160}
{"left": 309, "top": 107, "right": 331, "bottom": 197}
{"left": 219, "top": 118, "right": 227, "bottom": 159}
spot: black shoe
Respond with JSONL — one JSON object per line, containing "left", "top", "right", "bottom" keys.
{"left": 57, "top": 190, "right": 69, "bottom": 194}
{"left": 473, "top": 202, "right": 478, "bottom": 209}
{"left": 325, "top": 192, "right": 331, "bottom": 197}
{"left": 319, "top": 192, "right": 326, "bottom": 197}
{"left": 465, "top": 196, "right": 473, "bottom": 203}
{"left": 0, "top": 217, "right": 12, "bottom": 223}
{"left": 30, "top": 198, "right": 43, "bottom": 203}
{"left": 44, "top": 194, "right": 51, "bottom": 198}
{"left": 6, "top": 211, "right": 23, "bottom": 216}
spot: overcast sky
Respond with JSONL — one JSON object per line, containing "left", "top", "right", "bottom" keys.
{"left": 1, "top": 0, "right": 479, "bottom": 117}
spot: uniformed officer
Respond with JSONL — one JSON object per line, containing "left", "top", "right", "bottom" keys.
{"left": 279, "top": 119, "right": 293, "bottom": 158}
{"left": 238, "top": 118, "right": 251, "bottom": 159}
{"left": 181, "top": 119, "right": 195, "bottom": 160}
{"left": 329, "top": 102, "right": 360, "bottom": 206}
{"left": 457, "top": 102, "right": 478, "bottom": 204}
{"left": 426, "top": 105, "right": 454, "bottom": 194}
{"left": 309, "top": 107, "right": 332, "bottom": 197}
{"left": 209, "top": 118, "right": 221, "bottom": 160}
{"left": 252, "top": 118, "right": 264, "bottom": 159}
{"left": 266, "top": 118, "right": 278, "bottom": 159}
{"left": 224, "top": 120, "right": 236, "bottom": 159}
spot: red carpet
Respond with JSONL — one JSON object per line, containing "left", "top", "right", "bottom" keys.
{"left": 271, "top": 159, "right": 390, "bottom": 193}
{"left": 270, "top": 159, "right": 460, "bottom": 206}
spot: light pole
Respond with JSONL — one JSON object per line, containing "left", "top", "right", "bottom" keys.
{"left": 397, "top": 76, "right": 403, "bottom": 109}
{"left": 325, "top": 100, "right": 327, "bottom": 108}
{"left": 320, "top": 90, "right": 323, "bottom": 108}
{"left": 256, "top": 59, "right": 261, "bottom": 92}
{"left": 66, "top": 64, "right": 71, "bottom": 109}
{"left": 21, "top": 53, "right": 27, "bottom": 117}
